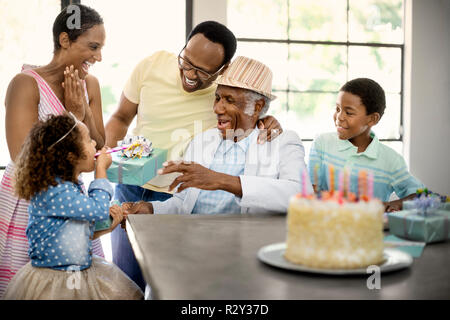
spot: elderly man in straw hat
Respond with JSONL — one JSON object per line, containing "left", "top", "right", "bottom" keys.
{"left": 124, "top": 56, "right": 312, "bottom": 215}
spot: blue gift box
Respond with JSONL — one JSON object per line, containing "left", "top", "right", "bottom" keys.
{"left": 106, "top": 148, "right": 168, "bottom": 186}
{"left": 388, "top": 209, "right": 450, "bottom": 243}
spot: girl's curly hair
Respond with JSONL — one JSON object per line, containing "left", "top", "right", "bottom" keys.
{"left": 14, "top": 114, "right": 87, "bottom": 200}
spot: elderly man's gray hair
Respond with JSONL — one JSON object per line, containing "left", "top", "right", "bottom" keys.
{"left": 243, "top": 90, "right": 270, "bottom": 119}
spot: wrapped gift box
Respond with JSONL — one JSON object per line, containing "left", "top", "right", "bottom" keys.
{"left": 388, "top": 209, "right": 450, "bottom": 243}
{"left": 94, "top": 216, "right": 113, "bottom": 232}
{"left": 94, "top": 200, "right": 120, "bottom": 232}
{"left": 106, "top": 148, "right": 167, "bottom": 186}
{"left": 403, "top": 200, "right": 450, "bottom": 211}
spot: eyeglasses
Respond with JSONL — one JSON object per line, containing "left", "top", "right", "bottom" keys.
{"left": 48, "top": 112, "right": 80, "bottom": 149}
{"left": 177, "top": 46, "right": 226, "bottom": 81}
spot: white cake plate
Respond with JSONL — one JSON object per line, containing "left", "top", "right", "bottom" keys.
{"left": 257, "top": 242, "right": 413, "bottom": 275}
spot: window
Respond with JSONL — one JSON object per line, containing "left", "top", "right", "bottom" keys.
{"left": 81, "top": 0, "right": 186, "bottom": 122}
{"left": 227, "top": 0, "right": 404, "bottom": 156}
{"left": 0, "top": 0, "right": 61, "bottom": 168}
{"left": 0, "top": 0, "right": 186, "bottom": 169}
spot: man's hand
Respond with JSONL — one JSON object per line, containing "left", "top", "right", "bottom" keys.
{"left": 257, "top": 115, "right": 283, "bottom": 144}
{"left": 159, "top": 161, "right": 243, "bottom": 197}
{"left": 120, "top": 201, "right": 153, "bottom": 229}
{"left": 159, "top": 161, "right": 223, "bottom": 193}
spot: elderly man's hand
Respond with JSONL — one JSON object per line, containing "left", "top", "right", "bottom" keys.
{"left": 159, "top": 161, "right": 225, "bottom": 193}
{"left": 161, "top": 161, "right": 221, "bottom": 192}
{"left": 257, "top": 115, "right": 283, "bottom": 144}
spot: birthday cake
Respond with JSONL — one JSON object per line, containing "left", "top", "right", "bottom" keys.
{"left": 285, "top": 170, "right": 385, "bottom": 269}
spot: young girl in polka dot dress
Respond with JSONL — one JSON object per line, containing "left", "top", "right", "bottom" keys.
{"left": 4, "top": 114, "right": 143, "bottom": 299}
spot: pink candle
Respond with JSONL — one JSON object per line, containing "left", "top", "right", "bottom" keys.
{"left": 302, "top": 169, "right": 308, "bottom": 196}
{"left": 338, "top": 171, "right": 344, "bottom": 195}
{"left": 368, "top": 172, "right": 374, "bottom": 199}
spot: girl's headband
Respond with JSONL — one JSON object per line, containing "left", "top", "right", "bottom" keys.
{"left": 48, "top": 112, "right": 80, "bottom": 150}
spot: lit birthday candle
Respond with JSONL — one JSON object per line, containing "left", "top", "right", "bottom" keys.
{"left": 358, "top": 170, "right": 363, "bottom": 199}
{"left": 343, "top": 167, "right": 350, "bottom": 198}
{"left": 358, "top": 170, "right": 368, "bottom": 200}
{"left": 362, "top": 171, "right": 367, "bottom": 199}
{"left": 314, "top": 164, "right": 319, "bottom": 193}
{"left": 302, "top": 168, "right": 308, "bottom": 197}
{"left": 368, "top": 172, "right": 374, "bottom": 199}
{"left": 329, "top": 165, "right": 335, "bottom": 193}
{"left": 338, "top": 171, "right": 344, "bottom": 203}
{"left": 338, "top": 171, "right": 344, "bottom": 194}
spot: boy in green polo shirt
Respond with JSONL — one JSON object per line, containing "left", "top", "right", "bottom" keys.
{"left": 308, "top": 78, "right": 424, "bottom": 211}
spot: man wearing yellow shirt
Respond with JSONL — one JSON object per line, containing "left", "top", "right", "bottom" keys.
{"left": 105, "top": 21, "right": 282, "bottom": 291}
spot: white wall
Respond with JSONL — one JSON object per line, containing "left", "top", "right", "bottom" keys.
{"left": 193, "top": 0, "right": 227, "bottom": 26}
{"left": 404, "top": 0, "right": 450, "bottom": 195}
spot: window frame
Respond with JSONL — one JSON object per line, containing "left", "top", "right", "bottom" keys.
{"left": 227, "top": 0, "right": 405, "bottom": 143}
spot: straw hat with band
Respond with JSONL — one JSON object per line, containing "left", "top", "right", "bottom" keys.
{"left": 214, "top": 56, "right": 277, "bottom": 101}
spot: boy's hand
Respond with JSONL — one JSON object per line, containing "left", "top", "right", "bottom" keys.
{"left": 384, "top": 199, "right": 403, "bottom": 212}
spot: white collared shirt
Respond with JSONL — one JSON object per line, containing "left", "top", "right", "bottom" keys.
{"left": 191, "top": 128, "right": 258, "bottom": 214}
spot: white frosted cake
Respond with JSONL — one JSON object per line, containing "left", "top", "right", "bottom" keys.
{"left": 285, "top": 194, "right": 385, "bottom": 269}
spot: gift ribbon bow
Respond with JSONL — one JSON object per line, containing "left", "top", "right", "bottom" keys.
{"left": 124, "top": 141, "right": 146, "bottom": 159}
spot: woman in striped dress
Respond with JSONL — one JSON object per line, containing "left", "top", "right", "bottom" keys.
{"left": 0, "top": 4, "right": 106, "bottom": 297}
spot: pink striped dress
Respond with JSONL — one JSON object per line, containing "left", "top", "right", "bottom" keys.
{"left": 0, "top": 66, "right": 104, "bottom": 298}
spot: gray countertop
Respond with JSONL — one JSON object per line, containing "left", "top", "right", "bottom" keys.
{"left": 126, "top": 214, "right": 450, "bottom": 300}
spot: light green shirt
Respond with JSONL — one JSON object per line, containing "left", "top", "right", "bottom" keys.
{"left": 308, "top": 132, "right": 424, "bottom": 202}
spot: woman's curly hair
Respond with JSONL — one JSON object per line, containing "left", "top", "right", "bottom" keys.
{"left": 14, "top": 114, "right": 86, "bottom": 200}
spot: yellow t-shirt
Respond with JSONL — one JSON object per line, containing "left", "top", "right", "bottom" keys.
{"left": 123, "top": 51, "right": 217, "bottom": 191}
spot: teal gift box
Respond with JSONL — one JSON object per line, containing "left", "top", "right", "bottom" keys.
{"left": 388, "top": 209, "right": 450, "bottom": 243}
{"left": 106, "top": 148, "right": 167, "bottom": 186}
{"left": 94, "top": 216, "right": 113, "bottom": 232}
{"left": 94, "top": 200, "right": 120, "bottom": 232}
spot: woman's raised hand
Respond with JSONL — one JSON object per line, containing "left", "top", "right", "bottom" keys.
{"left": 62, "top": 65, "right": 86, "bottom": 121}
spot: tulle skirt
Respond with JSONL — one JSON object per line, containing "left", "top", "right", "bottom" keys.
{"left": 3, "top": 256, "right": 143, "bottom": 300}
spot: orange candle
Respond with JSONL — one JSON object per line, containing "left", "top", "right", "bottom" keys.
{"left": 358, "top": 170, "right": 367, "bottom": 200}
{"left": 329, "top": 165, "right": 335, "bottom": 193}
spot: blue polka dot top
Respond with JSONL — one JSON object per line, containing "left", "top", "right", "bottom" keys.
{"left": 26, "top": 178, "right": 113, "bottom": 271}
